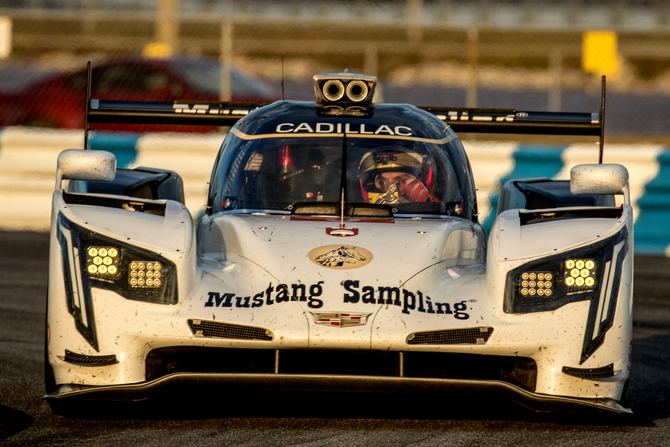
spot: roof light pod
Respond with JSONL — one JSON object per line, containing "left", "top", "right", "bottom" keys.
{"left": 313, "top": 72, "right": 377, "bottom": 107}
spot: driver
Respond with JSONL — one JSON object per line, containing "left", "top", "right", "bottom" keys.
{"left": 359, "top": 147, "right": 440, "bottom": 205}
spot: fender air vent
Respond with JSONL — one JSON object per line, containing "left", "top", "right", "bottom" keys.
{"left": 188, "top": 319, "right": 273, "bottom": 341}
{"left": 63, "top": 192, "right": 166, "bottom": 216}
{"left": 62, "top": 349, "right": 118, "bottom": 366}
{"left": 519, "top": 207, "right": 622, "bottom": 226}
{"left": 406, "top": 327, "right": 494, "bottom": 345}
{"left": 562, "top": 363, "right": 617, "bottom": 379}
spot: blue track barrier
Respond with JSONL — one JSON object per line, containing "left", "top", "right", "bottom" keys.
{"left": 1, "top": 127, "right": 669, "bottom": 255}
{"left": 635, "top": 151, "right": 670, "bottom": 255}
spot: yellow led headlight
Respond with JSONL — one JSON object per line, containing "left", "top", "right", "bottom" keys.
{"left": 62, "top": 216, "right": 178, "bottom": 306}
{"left": 128, "top": 261, "right": 164, "bottom": 289}
{"left": 505, "top": 227, "right": 628, "bottom": 316}
{"left": 511, "top": 253, "right": 601, "bottom": 309}
{"left": 516, "top": 270, "right": 554, "bottom": 299}
{"left": 563, "top": 258, "right": 597, "bottom": 290}
{"left": 85, "top": 246, "right": 121, "bottom": 278}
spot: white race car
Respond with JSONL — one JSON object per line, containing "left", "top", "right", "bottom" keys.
{"left": 45, "top": 71, "right": 633, "bottom": 414}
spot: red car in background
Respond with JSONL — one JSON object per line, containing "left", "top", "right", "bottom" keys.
{"left": 0, "top": 56, "right": 279, "bottom": 132}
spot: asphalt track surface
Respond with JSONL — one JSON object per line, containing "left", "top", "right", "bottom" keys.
{"left": 1, "top": 231, "right": 669, "bottom": 446}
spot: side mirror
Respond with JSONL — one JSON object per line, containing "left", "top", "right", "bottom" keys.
{"left": 570, "top": 164, "right": 628, "bottom": 195}
{"left": 56, "top": 149, "right": 116, "bottom": 189}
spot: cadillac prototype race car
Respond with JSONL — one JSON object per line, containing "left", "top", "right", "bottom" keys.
{"left": 45, "top": 69, "right": 634, "bottom": 414}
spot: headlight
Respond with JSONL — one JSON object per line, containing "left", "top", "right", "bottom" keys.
{"left": 57, "top": 214, "right": 178, "bottom": 351}
{"left": 504, "top": 229, "right": 627, "bottom": 315}
{"left": 59, "top": 215, "right": 178, "bottom": 306}
{"left": 85, "top": 248, "right": 165, "bottom": 290}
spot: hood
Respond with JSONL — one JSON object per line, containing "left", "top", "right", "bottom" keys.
{"left": 192, "top": 213, "right": 488, "bottom": 348}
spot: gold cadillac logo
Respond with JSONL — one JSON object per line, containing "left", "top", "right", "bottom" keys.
{"left": 308, "top": 245, "right": 373, "bottom": 269}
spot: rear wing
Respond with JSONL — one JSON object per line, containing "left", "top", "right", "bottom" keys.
{"left": 83, "top": 62, "right": 607, "bottom": 162}
{"left": 87, "top": 99, "right": 266, "bottom": 126}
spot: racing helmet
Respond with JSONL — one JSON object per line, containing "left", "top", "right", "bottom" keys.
{"left": 359, "top": 146, "right": 432, "bottom": 193}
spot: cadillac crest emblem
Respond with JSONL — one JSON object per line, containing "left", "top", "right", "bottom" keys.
{"left": 310, "top": 312, "right": 373, "bottom": 327}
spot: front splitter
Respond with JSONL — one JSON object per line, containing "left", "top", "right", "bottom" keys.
{"left": 44, "top": 373, "right": 631, "bottom": 414}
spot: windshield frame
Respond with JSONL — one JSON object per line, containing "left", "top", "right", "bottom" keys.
{"left": 209, "top": 134, "right": 472, "bottom": 218}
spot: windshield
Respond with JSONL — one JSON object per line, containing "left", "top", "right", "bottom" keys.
{"left": 209, "top": 130, "right": 469, "bottom": 217}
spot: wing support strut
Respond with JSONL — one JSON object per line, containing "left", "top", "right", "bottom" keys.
{"left": 599, "top": 75, "right": 606, "bottom": 164}
{"left": 84, "top": 61, "right": 92, "bottom": 150}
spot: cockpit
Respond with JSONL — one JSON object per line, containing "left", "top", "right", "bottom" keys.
{"left": 208, "top": 121, "right": 476, "bottom": 219}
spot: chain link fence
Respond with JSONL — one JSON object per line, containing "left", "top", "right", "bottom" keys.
{"left": 2, "top": 1, "right": 670, "bottom": 138}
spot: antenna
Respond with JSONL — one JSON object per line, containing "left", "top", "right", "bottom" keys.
{"left": 599, "top": 75, "right": 606, "bottom": 164}
{"left": 84, "top": 61, "right": 92, "bottom": 149}
{"left": 340, "top": 188, "right": 345, "bottom": 229}
{"left": 281, "top": 56, "right": 285, "bottom": 101}
{"left": 339, "top": 132, "right": 348, "bottom": 228}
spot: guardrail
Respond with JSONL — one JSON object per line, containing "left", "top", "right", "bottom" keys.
{"left": 1, "top": 127, "right": 669, "bottom": 255}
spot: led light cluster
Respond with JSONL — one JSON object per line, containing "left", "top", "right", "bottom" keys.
{"left": 86, "top": 246, "right": 120, "bottom": 276}
{"left": 519, "top": 272, "right": 553, "bottom": 297}
{"left": 563, "top": 259, "right": 596, "bottom": 288}
{"left": 129, "top": 261, "right": 163, "bottom": 288}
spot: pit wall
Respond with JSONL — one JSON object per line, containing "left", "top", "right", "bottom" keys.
{"left": 1, "top": 127, "right": 669, "bottom": 255}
